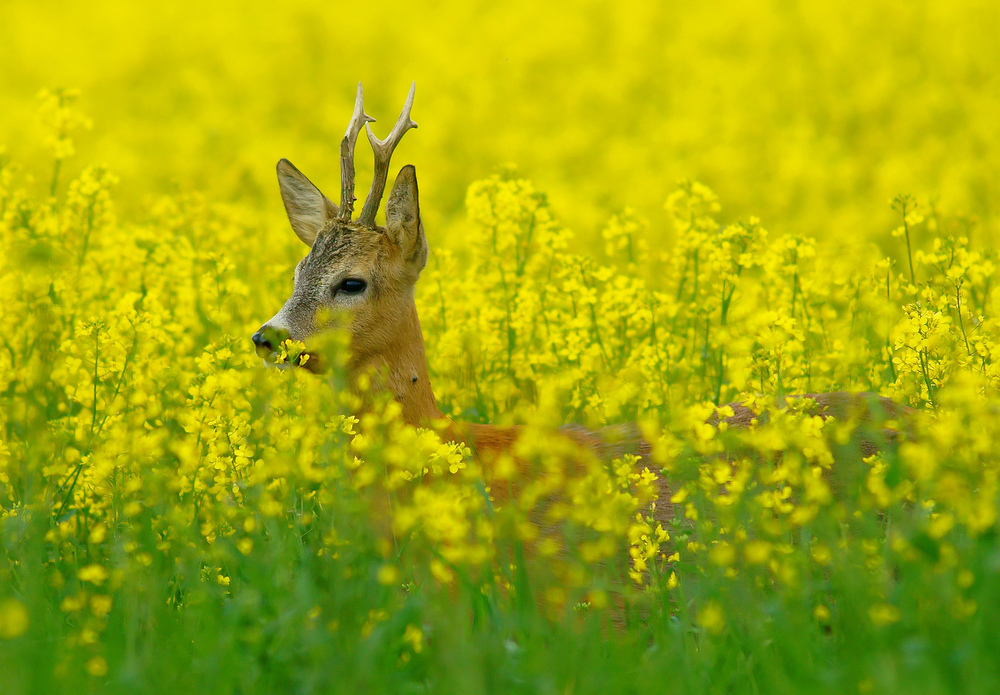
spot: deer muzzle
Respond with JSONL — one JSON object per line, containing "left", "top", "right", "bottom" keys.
{"left": 251, "top": 325, "right": 328, "bottom": 373}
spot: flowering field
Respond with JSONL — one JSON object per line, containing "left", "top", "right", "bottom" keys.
{"left": 2, "top": 0, "right": 1000, "bottom": 693}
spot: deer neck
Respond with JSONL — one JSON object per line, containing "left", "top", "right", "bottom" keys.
{"left": 356, "top": 298, "right": 443, "bottom": 427}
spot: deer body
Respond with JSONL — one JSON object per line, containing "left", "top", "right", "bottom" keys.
{"left": 253, "top": 84, "right": 910, "bottom": 533}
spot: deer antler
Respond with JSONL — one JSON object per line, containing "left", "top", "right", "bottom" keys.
{"left": 358, "top": 82, "right": 417, "bottom": 227}
{"left": 339, "top": 82, "right": 375, "bottom": 220}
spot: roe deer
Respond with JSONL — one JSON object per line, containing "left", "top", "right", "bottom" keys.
{"left": 252, "top": 83, "right": 912, "bottom": 526}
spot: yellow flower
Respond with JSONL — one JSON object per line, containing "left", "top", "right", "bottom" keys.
{"left": 869, "top": 603, "right": 901, "bottom": 627}
{"left": 744, "top": 540, "right": 772, "bottom": 565}
{"left": 88, "top": 524, "right": 107, "bottom": 544}
{"left": 403, "top": 624, "right": 424, "bottom": 653}
{"left": 85, "top": 656, "right": 108, "bottom": 677}
{"left": 697, "top": 600, "right": 726, "bottom": 635}
{"left": 0, "top": 599, "right": 29, "bottom": 639}
{"left": 928, "top": 513, "right": 955, "bottom": 539}
{"left": 90, "top": 595, "right": 113, "bottom": 618}
{"left": 377, "top": 564, "right": 400, "bottom": 586}
{"left": 810, "top": 544, "right": 832, "bottom": 566}
{"left": 709, "top": 542, "right": 736, "bottom": 567}
{"left": 77, "top": 565, "right": 109, "bottom": 586}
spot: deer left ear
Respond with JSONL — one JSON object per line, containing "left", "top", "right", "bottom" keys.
{"left": 385, "top": 165, "right": 428, "bottom": 272}
{"left": 277, "top": 159, "right": 339, "bottom": 247}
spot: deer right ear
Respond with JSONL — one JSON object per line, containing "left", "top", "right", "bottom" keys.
{"left": 385, "top": 164, "right": 428, "bottom": 272}
{"left": 276, "top": 159, "right": 339, "bottom": 247}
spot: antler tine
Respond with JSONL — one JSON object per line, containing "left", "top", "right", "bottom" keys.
{"left": 358, "top": 82, "right": 417, "bottom": 227}
{"left": 340, "top": 82, "right": 375, "bottom": 220}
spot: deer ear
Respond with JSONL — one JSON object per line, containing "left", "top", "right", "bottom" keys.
{"left": 385, "top": 165, "right": 428, "bottom": 272}
{"left": 276, "top": 159, "right": 338, "bottom": 247}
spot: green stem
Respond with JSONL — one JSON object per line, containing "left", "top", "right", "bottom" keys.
{"left": 918, "top": 349, "right": 936, "bottom": 409}
{"left": 956, "top": 284, "right": 973, "bottom": 357}
{"left": 904, "top": 222, "right": 915, "bottom": 285}
{"left": 50, "top": 158, "right": 62, "bottom": 197}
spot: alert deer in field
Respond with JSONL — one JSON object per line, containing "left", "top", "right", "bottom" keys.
{"left": 252, "top": 83, "right": 912, "bottom": 524}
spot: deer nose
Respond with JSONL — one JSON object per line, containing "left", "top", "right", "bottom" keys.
{"left": 252, "top": 330, "right": 273, "bottom": 354}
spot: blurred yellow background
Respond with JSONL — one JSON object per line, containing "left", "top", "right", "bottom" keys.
{"left": 1, "top": 0, "right": 997, "bottom": 248}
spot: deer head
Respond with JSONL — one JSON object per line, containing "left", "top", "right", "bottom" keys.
{"left": 253, "top": 83, "right": 439, "bottom": 423}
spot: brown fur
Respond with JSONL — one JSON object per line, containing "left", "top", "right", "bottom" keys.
{"left": 256, "top": 159, "right": 913, "bottom": 548}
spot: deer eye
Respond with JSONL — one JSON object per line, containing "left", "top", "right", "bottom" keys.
{"left": 336, "top": 278, "right": 367, "bottom": 295}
